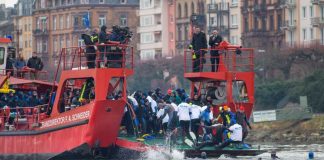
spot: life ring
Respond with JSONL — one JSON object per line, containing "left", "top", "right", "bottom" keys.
{"left": 215, "top": 86, "right": 226, "bottom": 100}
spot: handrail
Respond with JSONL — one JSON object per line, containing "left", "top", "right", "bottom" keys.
{"left": 184, "top": 47, "right": 254, "bottom": 73}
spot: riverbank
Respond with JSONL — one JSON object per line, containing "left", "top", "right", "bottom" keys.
{"left": 246, "top": 114, "right": 324, "bottom": 145}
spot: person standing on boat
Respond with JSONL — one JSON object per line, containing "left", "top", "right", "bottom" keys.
{"left": 189, "top": 27, "right": 207, "bottom": 72}
{"left": 209, "top": 30, "right": 223, "bottom": 72}
{"left": 98, "top": 25, "right": 108, "bottom": 68}
{"left": 81, "top": 29, "right": 98, "bottom": 69}
{"left": 27, "top": 52, "right": 43, "bottom": 79}
{"left": 236, "top": 106, "right": 252, "bottom": 141}
{"left": 178, "top": 98, "right": 192, "bottom": 143}
{"left": 189, "top": 102, "right": 201, "bottom": 142}
{"left": 158, "top": 99, "right": 178, "bottom": 144}
{"left": 14, "top": 54, "right": 26, "bottom": 78}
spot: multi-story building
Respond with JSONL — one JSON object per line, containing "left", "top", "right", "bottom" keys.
{"left": 137, "top": 0, "right": 176, "bottom": 60}
{"left": 241, "top": 0, "right": 284, "bottom": 50}
{"left": 311, "top": 0, "right": 324, "bottom": 45}
{"left": 206, "top": 0, "right": 242, "bottom": 45}
{"left": 282, "top": 0, "right": 324, "bottom": 47}
{"left": 13, "top": 0, "right": 33, "bottom": 58}
{"left": 175, "top": 0, "right": 206, "bottom": 55}
{"left": 0, "top": 4, "right": 17, "bottom": 38}
{"left": 32, "top": 0, "right": 139, "bottom": 67}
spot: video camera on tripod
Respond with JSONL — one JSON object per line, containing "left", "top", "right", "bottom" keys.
{"left": 109, "top": 25, "right": 133, "bottom": 44}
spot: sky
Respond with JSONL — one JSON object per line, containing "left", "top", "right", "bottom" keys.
{"left": 1, "top": 0, "right": 18, "bottom": 7}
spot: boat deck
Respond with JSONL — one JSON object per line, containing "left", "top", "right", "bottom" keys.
{"left": 117, "top": 135, "right": 266, "bottom": 158}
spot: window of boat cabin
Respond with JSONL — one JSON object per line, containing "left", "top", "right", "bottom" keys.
{"left": 58, "top": 77, "right": 95, "bottom": 113}
{"left": 0, "top": 47, "right": 5, "bottom": 65}
{"left": 107, "top": 77, "right": 125, "bottom": 100}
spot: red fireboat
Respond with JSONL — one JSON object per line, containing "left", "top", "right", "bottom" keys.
{"left": 0, "top": 37, "right": 134, "bottom": 159}
{"left": 115, "top": 41, "right": 263, "bottom": 158}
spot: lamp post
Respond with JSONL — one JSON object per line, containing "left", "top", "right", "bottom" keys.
{"left": 258, "top": 49, "right": 266, "bottom": 83}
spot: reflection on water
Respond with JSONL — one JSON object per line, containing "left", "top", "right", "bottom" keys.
{"left": 141, "top": 144, "right": 324, "bottom": 160}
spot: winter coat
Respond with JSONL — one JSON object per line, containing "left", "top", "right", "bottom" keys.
{"left": 27, "top": 57, "right": 43, "bottom": 71}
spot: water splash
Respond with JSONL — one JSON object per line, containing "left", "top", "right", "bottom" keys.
{"left": 141, "top": 148, "right": 185, "bottom": 160}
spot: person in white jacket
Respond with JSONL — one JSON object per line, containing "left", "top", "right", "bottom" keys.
{"left": 190, "top": 103, "right": 202, "bottom": 141}
{"left": 178, "top": 98, "right": 192, "bottom": 143}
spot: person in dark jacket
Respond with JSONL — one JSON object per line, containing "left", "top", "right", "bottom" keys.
{"left": 5, "top": 56, "right": 14, "bottom": 76}
{"left": 98, "top": 25, "right": 108, "bottom": 68}
{"left": 209, "top": 30, "right": 223, "bottom": 72}
{"left": 27, "top": 52, "right": 43, "bottom": 79}
{"left": 190, "top": 27, "right": 207, "bottom": 72}
{"left": 235, "top": 106, "right": 252, "bottom": 141}
{"left": 81, "top": 29, "right": 98, "bottom": 69}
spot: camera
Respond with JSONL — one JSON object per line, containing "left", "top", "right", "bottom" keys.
{"left": 110, "top": 25, "right": 133, "bottom": 44}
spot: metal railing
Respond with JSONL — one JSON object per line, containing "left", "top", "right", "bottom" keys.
{"left": 184, "top": 46, "right": 254, "bottom": 73}
{"left": 0, "top": 105, "right": 48, "bottom": 131}
{"left": 58, "top": 43, "right": 134, "bottom": 71}
{"left": 0, "top": 69, "right": 49, "bottom": 81}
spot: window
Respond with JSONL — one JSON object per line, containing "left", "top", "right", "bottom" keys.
{"left": 120, "top": 14, "right": 127, "bottom": 26}
{"left": 270, "top": 15, "right": 274, "bottom": 31}
{"left": 310, "top": 6, "right": 313, "bottom": 18}
{"left": 303, "top": 28, "right": 307, "bottom": 41}
{"left": 302, "top": 7, "right": 306, "bottom": 18}
{"left": 80, "top": 0, "right": 89, "bottom": 4}
{"left": 178, "top": 27, "right": 182, "bottom": 41}
{"left": 231, "top": 0, "right": 238, "bottom": 6}
{"left": 120, "top": 0, "right": 127, "bottom": 4}
{"left": 78, "top": 39, "right": 84, "bottom": 47}
{"left": 178, "top": 4, "right": 182, "bottom": 18}
{"left": 230, "top": 36, "right": 237, "bottom": 44}
{"left": 141, "top": 32, "right": 154, "bottom": 43}
{"left": 140, "top": 15, "right": 153, "bottom": 26}
{"left": 58, "top": 78, "right": 94, "bottom": 113}
{"left": 141, "top": 50, "right": 155, "bottom": 61}
{"left": 66, "top": 15, "right": 70, "bottom": 29}
{"left": 99, "top": 0, "right": 104, "bottom": 4}
{"left": 310, "top": 28, "right": 314, "bottom": 40}
{"left": 60, "top": 36, "right": 64, "bottom": 49}
{"left": 0, "top": 47, "right": 5, "bottom": 65}
{"left": 254, "top": 17, "right": 258, "bottom": 30}
{"left": 53, "top": 16, "right": 57, "bottom": 30}
{"left": 169, "top": 32, "right": 174, "bottom": 41}
{"left": 41, "top": 0, "right": 46, "bottom": 8}
{"left": 99, "top": 15, "right": 106, "bottom": 27}
{"left": 53, "top": 37, "right": 57, "bottom": 52}
{"left": 60, "top": 16, "right": 64, "bottom": 30}
{"left": 25, "top": 41, "right": 28, "bottom": 48}
{"left": 66, "top": 35, "right": 70, "bottom": 48}
{"left": 231, "top": 14, "right": 238, "bottom": 27}
{"left": 37, "top": 18, "right": 40, "bottom": 29}
{"left": 140, "top": 0, "right": 153, "bottom": 9}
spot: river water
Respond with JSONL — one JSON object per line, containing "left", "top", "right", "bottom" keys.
{"left": 141, "top": 144, "right": 324, "bottom": 160}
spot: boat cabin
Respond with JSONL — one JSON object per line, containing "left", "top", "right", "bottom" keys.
{"left": 184, "top": 41, "right": 255, "bottom": 118}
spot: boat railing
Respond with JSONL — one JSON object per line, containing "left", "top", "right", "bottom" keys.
{"left": 184, "top": 43, "right": 254, "bottom": 73}
{"left": 0, "top": 104, "right": 48, "bottom": 132}
{"left": 0, "top": 69, "right": 49, "bottom": 81}
{"left": 59, "top": 43, "right": 134, "bottom": 71}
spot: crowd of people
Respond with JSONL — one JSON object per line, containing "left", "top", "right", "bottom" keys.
{"left": 0, "top": 90, "right": 50, "bottom": 126}
{"left": 122, "top": 88, "right": 252, "bottom": 149}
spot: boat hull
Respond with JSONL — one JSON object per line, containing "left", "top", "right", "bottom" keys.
{"left": 0, "top": 100, "right": 125, "bottom": 159}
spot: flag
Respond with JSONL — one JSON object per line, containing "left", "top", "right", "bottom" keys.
{"left": 83, "top": 12, "right": 90, "bottom": 29}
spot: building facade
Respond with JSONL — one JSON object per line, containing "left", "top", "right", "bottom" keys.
{"left": 311, "top": 0, "right": 324, "bottom": 45}
{"left": 32, "top": 0, "right": 139, "bottom": 67}
{"left": 14, "top": 0, "right": 33, "bottom": 58}
{"left": 0, "top": 4, "right": 17, "bottom": 38}
{"left": 206, "top": 0, "right": 242, "bottom": 45}
{"left": 241, "top": 0, "right": 284, "bottom": 50}
{"left": 175, "top": 0, "right": 206, "bottom": 55}
{"left": 137, "top": 0, "right": 176, "bottom": 60}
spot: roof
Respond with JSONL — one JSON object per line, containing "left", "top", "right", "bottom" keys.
{"left": 8, "top": 77, "right": 56, "bottom": 86}
{"left": 0, "top": 38, "right": 11, "bottom": 43}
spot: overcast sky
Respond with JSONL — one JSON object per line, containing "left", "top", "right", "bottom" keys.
{"left": 1, "top": 0, "right": 18, "bottom": 7}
